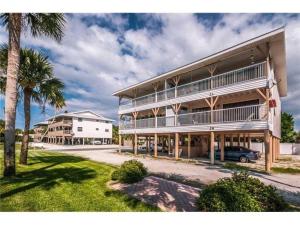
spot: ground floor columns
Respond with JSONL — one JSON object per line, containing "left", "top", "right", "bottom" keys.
{"left": 154, "top": 133, "right": 158, "bottom": 158}
{"left": 146, "top": 136, "right": 149, "bottom": 153}
{"left": 247, "top": 134, "right": 251, "bottom": 148}
{"left": 210, "top": 131, "right": 215, "bottom": 164}
{"left": 187, "top": 133, "right": 191, "bottom": 159}
{"left": 134, "top": 134, "right": 138, "bottom": 155}
{"left": 118, "top": 134, "right": 122, "bottom": 153}
{"left": 272, "top": 136, "right": 276, "bottom": 163}
{"left": 264, "top": 130, "right": 271, "bottom": 173}
{"left": 175, "top": 132, "right": 179, "bottom": 160}
{"left": 168, "top": 134, "right": 171, "bottom": 154}
{"left": 220, "top": 133, "right": 225, "bottom": 162}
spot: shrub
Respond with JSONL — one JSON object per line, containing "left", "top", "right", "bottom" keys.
{"left": 197, "top": 172, "right": 288, "bottom": 212}
{"left": 111, "top": 169, "right": 121, "bottom": 181}
{"left": 111, "top": 160, "right": 148, "bottom": 184}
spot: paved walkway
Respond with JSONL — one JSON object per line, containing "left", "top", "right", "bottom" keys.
{"left": 110, "top": 176, "right": 200, "bottom": 212}
{"left": 58, "top": 148, "right": 300, "bottom": 206}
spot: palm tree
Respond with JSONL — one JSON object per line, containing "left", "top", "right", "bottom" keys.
{"left": 0, "top": 13, "right": 65, "bottom": 176}
{"left": 0, "top": 46, "right": 65, "bottom": 165}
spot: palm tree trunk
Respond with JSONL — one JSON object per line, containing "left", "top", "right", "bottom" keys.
{"left": 4, "top": 13, "right": 22, "bottom": 177}
{"left": 20, "top": 88, "right": 32, "bottom": 165}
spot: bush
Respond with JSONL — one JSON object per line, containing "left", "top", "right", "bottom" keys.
{"left": 111, "top": 170, "right": 121, "bottom": 181}
{"left": 197, "top": 172, "right": 288, "bottom": 212}
{"left": 111, "top": 160, "right": 148, "bottom": 184}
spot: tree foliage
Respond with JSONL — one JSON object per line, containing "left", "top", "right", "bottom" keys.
{"left": 281, "top": 112, "right": 297, "bottom": 143}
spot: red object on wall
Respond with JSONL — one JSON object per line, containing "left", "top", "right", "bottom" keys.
{"left": 269, "top": 99, "right": 276, "bottom": 108}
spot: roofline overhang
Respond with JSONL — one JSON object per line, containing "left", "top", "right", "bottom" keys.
{"left": 113, "top": 27, "right": 287, "bottom": 97}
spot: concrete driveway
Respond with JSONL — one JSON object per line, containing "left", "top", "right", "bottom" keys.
{"left": 58, "top": 148, "right": 300, "bottom": 206}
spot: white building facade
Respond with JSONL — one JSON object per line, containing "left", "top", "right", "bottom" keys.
{"left": 41, "top": 110, "right": 113, "bottom": 145}
{"left": 113, "top": 28, "right": 287, "bottom": 172}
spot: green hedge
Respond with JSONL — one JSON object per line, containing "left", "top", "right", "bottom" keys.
{"left": 111, "top": 160, "right": 148, "bottom": 184}
{"left": 197, "top": 172, "right": 287, "bottom": 212}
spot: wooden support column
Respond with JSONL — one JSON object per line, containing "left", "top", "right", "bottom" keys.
{"left": 172, "top": 103, "right": 181, "bottom": 126}
{"left": 132, "top": 111, "right": 139, "bottom": 128}
{"left": 154, "top": 133, "right": 158, "bottom": 157}
{"left": 175, "top": 132, "right": 179, "bottom": 160}
{"left": 264, "top": 130, "right": 271, "bottom": 173}
{"left": 210, "top": 131, "right": 215, "bottom": 164}
{"left": 269, "top": 135, "right": 273, "bottom": 165}
{"left": 146, "top": 136, "right": 149, "bottom": 153}
{"left": 277, "top": 138, "right": 281, "bottom": 159}
{"left": 247, "top": 134, "right": 251, "bottom": 148}
{"left": 272, "top": 136, "right": 276, "bottom": 162}
{"left": 168, "top": 134, "right": 171, "bottom": 154}
{"left": 220, "top": 134, "right": 225, "bottom": 162}
{"left": 172, "top": 76, "right": 181, "bottom": 98}
{"left": 118, "top": 134, "right": 122, "bottom": 153}
{"left": 187, "top": 133, "right": 191, "bottom": 159}
{"left": 152, "top": 108, "right": 160, "bottom": 128}
{"left": 243, "top": 134, "right": 246, "bottom": 147}
{"left": 230, "top": 135, "right": 233, "bottom": 146}
{"left": 238, "top": 134, "right": 241, "bottom": 146}
{"left": 134, "top": 134, "right": 138, "bottom": 155}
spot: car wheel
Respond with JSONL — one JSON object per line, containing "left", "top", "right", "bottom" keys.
{"left": 239, "top": 156, "right": 248, "bottom": 163}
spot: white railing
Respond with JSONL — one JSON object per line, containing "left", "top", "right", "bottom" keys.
{"left": 119, "top": 62, "right": 266, "bottom": 110}
{"left": 177, "top": 110, "right": 211, "bottom": 126}
{"left": 213, "top": 104, "right": 266, "bottom": 123}
{"left": 119, "top": 104, "right": 266, "bottom": 130}
{"left": 136, "top": 117, "right": 155, "bottom": 128}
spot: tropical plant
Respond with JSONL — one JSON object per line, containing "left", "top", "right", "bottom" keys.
{"left": 0, "top": 46, "right": 65, "bottom": 165}
{"left": 0, "top": 13, "right": 65, "bottom": 176}
{"left": 112, "top": 125, "right": 119, "bottom": 144}
{"left": 196, "top": 172, "right": 287, "bottom": 212}
{"left": 281, "top": 112, "right": 297, "bottom": 143}
{"left": 112, "top": 160, "right": 148, "bottom": 183}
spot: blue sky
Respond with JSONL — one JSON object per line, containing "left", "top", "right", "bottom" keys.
{"left": 1, "top": 13, "right": 300, "bottom": 130}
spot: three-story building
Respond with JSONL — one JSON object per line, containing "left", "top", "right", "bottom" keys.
{"left": 35, "top": 110, "right": 114, "bottom": 145}
{"left": 113, "top": 28, "right": 287, "bottom": 172}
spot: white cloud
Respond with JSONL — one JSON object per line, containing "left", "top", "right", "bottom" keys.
{"left": 1, "top": 13, "right": 300, "bottom": 130}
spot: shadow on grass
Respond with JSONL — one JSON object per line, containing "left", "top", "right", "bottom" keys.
{"left": 104, "top": 189, "right": 160, "bottom": 211}
{"left": 28, "top": 155, "right": 87, "bottom": 165}
{"left": 0, "top": 163, "right": 97, "bottom": 199}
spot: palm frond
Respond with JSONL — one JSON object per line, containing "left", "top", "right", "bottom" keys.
{"left": 23, "top": 13, "right": 66, "bottom": 42}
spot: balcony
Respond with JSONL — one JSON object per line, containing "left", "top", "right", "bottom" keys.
{"left": 119, "top": 104, "right": 267, "bottom": 130}
{"left": 119, "top": 62, "right": 266, "bottom": 110}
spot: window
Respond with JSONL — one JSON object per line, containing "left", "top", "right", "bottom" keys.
{"left": 78, "top": 118, "right": 83, "bottom": 122}
{"left": 96, "top": 128, "right": 99, "bottom": 131}
{"left": 77, "top": 127, "right": 83, "bottom": 132}
{"left": 105, "top": 129, "right": 109, "bottom": 132}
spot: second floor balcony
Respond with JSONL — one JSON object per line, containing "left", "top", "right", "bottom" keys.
{"left": 119, "top": 62, "right": 267, "bottom": 111}
{"left": 119, "top": 104, "right": 267, "bottom": 130}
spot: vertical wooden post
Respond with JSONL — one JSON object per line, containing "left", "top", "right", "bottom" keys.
{"left": 175, "top": 132, "right": 179, "bottom": 160}
{"left": 118, "top": 134, "right": 122, "bottom": 153}
{"left": 168, "top": 134, "right": 171, "bottom": 154}
{"left": 230, "top": 135, "right": 233, "bottom": 146}
{"left": 247, "top": 134, "right": 251, "bottom": 148}
{"left": 134, "top": 134, "right": 138, "bottom": 155}
{"left": 243, "top": 134, "right": 246, "bottom": 147}
{"left": 277, "top": 138, "right": 281, "bottom": 160}
{"left": 221, "top": 134, "right": 225, "bottom": 162}
{"left": 154, "top": 133, "right": 158, "bottom": 158}
{"left": 187, "top": 133, "right": 191, "bottom": 159}
{"left": 264, "top": 130, "right": 271, "bottom": 173}
{"left": 238, "top": 134, "right": 241, "bottom": 146}
{"left": 272, "top": 136, "right": 276, "bottom": 162}
{"left": 210, "top": 131, "right": 215, "bottom": 164}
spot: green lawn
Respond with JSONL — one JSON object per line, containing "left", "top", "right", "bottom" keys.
{"left": 0, "top": 145, "right": 159, "bottom": 212}
{"left": 272, "top": 167, "right": 300, "bottom": 174}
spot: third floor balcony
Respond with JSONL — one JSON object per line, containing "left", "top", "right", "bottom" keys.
{"left": 119, "top": 62, "right": 267, "bottom": 111}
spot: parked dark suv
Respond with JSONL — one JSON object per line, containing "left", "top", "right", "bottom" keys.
{"left": 215, "top": 146, "right": 261, "bottom": 163}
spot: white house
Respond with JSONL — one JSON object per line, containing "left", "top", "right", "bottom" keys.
{"left": 37, "top": 110, "right": 114, "bottom": 145}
